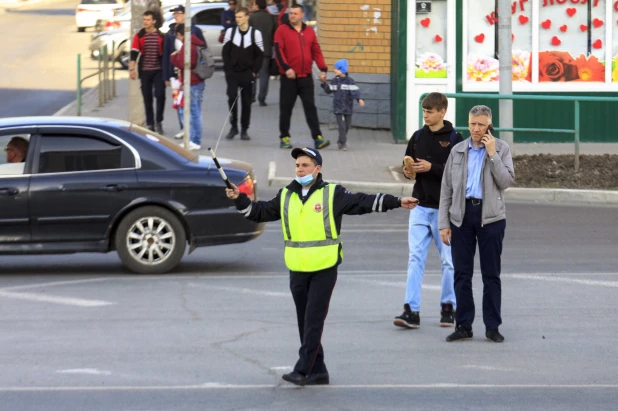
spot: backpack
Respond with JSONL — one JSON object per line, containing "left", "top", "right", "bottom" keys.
{"left": 193, "top": 45, "right": 216, "bottom": 80}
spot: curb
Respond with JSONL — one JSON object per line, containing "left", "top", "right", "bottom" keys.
{"left": 53, "top": 87, "right": 98, "bottom": 117}
{"left": 267, "top": 162, "right": 618, "bottom": 205}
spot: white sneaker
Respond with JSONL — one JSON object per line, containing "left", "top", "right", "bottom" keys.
{"left": 175, "top": 130, "right": 184, "bottom": 139}
{"left": 185, "top": 141, "right": 201, "bottom": 151}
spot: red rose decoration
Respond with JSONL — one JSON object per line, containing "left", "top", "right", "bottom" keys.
{"left": 538, "top": 51, "right": 579, "bottom": 82}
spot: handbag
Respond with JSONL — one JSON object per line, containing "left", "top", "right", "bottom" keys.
{"left": 218, "top": 29, "right": 225, "bottom": 43}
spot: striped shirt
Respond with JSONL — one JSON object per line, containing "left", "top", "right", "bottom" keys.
{"left": 142, "top": 32, "right": 161, "bottom": 71}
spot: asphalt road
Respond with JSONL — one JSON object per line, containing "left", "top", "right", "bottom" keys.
{"left": 1, "top": 188, "right": 617, "bottom": 410}
{"left": 0, "top": 0, "right": 100, "bottom": 117}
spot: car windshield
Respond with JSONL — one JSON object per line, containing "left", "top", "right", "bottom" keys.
{"left": 128, "top": 125, "right": 198, "bottom": 163}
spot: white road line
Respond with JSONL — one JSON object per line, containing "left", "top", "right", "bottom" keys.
{"left": 342, "top": 277, "right": 441, "bottom": 290}
{"left": 187, "top": 283, "right": 289, "bottom": 297}
{"left": 459, "top": 365, "right": 518, "bottom": 372}
{"left": 0, "top": 291, "right": 114, "bottom": 307}
{"left": 57, "top": 369, "right": 112, "bottom": 376}
{"left": 0, "top": 277, "right": 111, "bottom": 291}
{"left": 506, "top": 274, "right": 618, "bottom": 288}
{"left": 0, "top": 384, "right": 617, "bottom": 392}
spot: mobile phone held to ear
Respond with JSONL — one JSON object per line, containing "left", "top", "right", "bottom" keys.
{"left": 487, "top": 125, "right": 494, "bottom": 134}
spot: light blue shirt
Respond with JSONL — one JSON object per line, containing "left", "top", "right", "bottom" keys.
{"left": 466, "top": 140, "right": 486, "bottom": 199}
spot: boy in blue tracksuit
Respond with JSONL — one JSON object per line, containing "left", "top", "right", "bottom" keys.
{"left": 320, "top": 59, "right": 364, "bottom": 151}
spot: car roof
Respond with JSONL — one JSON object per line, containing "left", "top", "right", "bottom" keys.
{"left": 0, "top": 117, "right": 132, "bottom": 130}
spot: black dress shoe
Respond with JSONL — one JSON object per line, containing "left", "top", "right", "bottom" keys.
{"left": 240, "top": 130, "right": 251, "bottom": 140}
{"left": 486, "top": 329, "right": 505, "bottom": 343}
{"left": 225, "top": 127, "right": 239, "bottom": 140}
{"left": 282, "top": 371, "right": 306, "bottom": 386}
{"left": 305, "top": 372, "right": 329, "bottom": 385}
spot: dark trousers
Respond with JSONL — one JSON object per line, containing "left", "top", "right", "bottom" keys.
{"left": 290, "top": 266, "right": 337, "bottom": 375}
{"left": 336, "top": 114, "right": 352, "bottom": 146}
{"left": 225, "top": 70, "right": 253, "bottom": 131}
{"left": 279, "top": 75, "right": 323, "bottom": 140}
{"left": 450, "top": 202, "right": 506, "bottom": 331}
{"left": 139, "top": 70, "right": 165, "bottom": 126}
{"left": 252, "top": 56, "right": 271, "bottom": 103}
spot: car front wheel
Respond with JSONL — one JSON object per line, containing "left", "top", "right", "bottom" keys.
{"left": 115, "top": 206, "right": 187, "bottom": 274}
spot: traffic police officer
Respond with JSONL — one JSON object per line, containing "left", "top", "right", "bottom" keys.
{"left": 225, "top": 147, "right": 418, "bottom": 386}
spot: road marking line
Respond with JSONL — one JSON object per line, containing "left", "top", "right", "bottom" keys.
{"left": 506, "top": 274, "right": 618, "bottom": 288}
{"left": 459, "top": 365, "right": 518, "bottom": 372}
{"left": 187, "top": 283, "right": 289, "bottom": 297}
{"left": 57, "top": 369, "right": 112, "bottom": 376}
{"left": 0, "top": 277, "right": 111, "bottom": 291}
{"left": 0, "top": 291, "right": 114, "bottom": 307}
{"left": 0, "top": 384, "right": 617, "bottom": 392}
{"left": 342, "top": 277, "right": 441, "bottom": 290}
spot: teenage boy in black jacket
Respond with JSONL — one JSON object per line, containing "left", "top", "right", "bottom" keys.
{"left": 393, "top": 92, "right": 463, "bottom": 331}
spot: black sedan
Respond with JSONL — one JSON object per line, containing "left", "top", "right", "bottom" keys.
{"left": 0, "top": 117, "right": 264, "bottom": 274}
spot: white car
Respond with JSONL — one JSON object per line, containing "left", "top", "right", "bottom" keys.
{"left": 76, "top": 0, "right": 126, "bottom": 32}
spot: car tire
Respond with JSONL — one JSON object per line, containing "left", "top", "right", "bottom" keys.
{"left": 77, "top": 27, "right": 86, "bottom": 32}
{"left": 115, "top": 206, "right": 187, "bottom": 274}
{"left": 117, "top": 43, "right": 129, "bottom": 69}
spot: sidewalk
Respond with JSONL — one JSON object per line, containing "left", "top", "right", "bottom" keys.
{"left": 56, "top": 70, "right": 618, "bottom": 203}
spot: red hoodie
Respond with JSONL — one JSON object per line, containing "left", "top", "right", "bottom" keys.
{"left": 274, "top": 23, "right": 327, "bottom": 77}
{"left": 170, "top": 34, "right": 205, "bottom": 86}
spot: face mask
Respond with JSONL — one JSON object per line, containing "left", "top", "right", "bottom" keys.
{"left": 295, "top": 170, "right": 316, "bottom": 186}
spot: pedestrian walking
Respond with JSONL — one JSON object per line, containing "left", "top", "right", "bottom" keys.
{"left": 170, "top": 24, "right": 206, "bottom": 151}
{"left": 274, "top": 4, "right": 329, "bottom": 150}
{"left": 222, "top": 6, "right": 264, "bottom": 141}
{"left": 250, "top": 0, "right": 277, "bottom": 106}
{"left": 392, "top": 92, "right": 462, "bottom": 331}
{"left": 319, "top": 59, "right": 364, "bottom": 151}
{"left": 129, "top": 10, "right": 166, "bottom": 134}
{"left": 162, "top": 4, "right": 206, "bottom": 139}
{"left": 439, "top": 105, "right": 515, "bottom": 343}
{"left": 221, "top": 0, "right": 238, "bottom": 31}
{"left": 225, "top": 147, "right": 419, "bottom": 386}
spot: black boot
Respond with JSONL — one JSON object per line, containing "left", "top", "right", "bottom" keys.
{"left": 225, "top": 127, "right": 239, "bottom": 140}
{"left": 240, "top": 130, "right": 251, "bottom": 140}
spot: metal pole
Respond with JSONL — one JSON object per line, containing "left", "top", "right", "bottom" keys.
{"left": 77, "top": 53, "right": 82, "bottom": 116}
{"left": 98, "top": 49, "right": 103, "bottom": 107}
{"left": 574, "top": 100, "right": 580, "bottom": 172}
{"left": 103, "top": 44, "right": 109, "bottom": 103}
{"left": 498, "top": 0, "right": 514, "bottom": 152}
{"left": 112, "top": 41, "right": 116, "bottom": 98}
{"left": 183, "top": 0, "right": 192, "bottom": 149}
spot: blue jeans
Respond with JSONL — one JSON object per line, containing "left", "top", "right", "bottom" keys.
{"left": 190, "top": 82, "right": 205, "bottom": 145}
{"left": 405, "top": 205, "right": 456, "bottom": 312}
{"left": 177, "top": 107, "right": 184, "bottom": 129}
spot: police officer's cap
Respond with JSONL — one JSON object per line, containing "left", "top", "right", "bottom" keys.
{"left": 291, "top": 147, "right": 322, "bottom": 166}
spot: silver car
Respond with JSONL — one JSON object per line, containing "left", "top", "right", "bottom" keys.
{"left": 89, "top": 2, "right": 226, "bottom": 69}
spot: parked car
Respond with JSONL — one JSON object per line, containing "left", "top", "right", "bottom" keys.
{"left": 76, "top": 0, "right": 126, "bottom": 32}
{"left": 89, "top": 2, "right": 226, "bottom": 69}
{"left": 0, "top": 117, "right": 264, "bottom": 274}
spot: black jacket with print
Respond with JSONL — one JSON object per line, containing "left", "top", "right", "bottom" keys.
{"left": 404, "top": 120, "right": 463, "bottom": 209}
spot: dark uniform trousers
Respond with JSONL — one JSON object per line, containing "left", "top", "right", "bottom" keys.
{"left": 279, "top": 75, "right": 323, "bottom": 140}
{"left": 450, "top": 201, "right": 506, "bottom": 331}
{"left": 289, "top": 265, "right": 337, "bottom": 375}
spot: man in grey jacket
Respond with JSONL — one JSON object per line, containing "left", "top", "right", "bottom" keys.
{"left": 438, "top": 105, "right": 514, "bottom": 343}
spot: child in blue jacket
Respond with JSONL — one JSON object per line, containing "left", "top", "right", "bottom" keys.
{"left": 320, "top": 59, "right": 365, "bottom": 151}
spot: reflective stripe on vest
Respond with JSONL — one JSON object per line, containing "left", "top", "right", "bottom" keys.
{"left": 280, "top": 184, "right": 342, "bottom": 272}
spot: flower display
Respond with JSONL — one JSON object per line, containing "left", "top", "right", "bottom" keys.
{"left": 467, "top": 54, "right": 499, "bottom": 82}
{"left": 512, "top": 50, "right": 531, "bottom": 82}
{"left": 415, "top": 52, "right": 447, "bottom": 78}
{"left": 539, "top": 51, "right": 605, "bottom": 82}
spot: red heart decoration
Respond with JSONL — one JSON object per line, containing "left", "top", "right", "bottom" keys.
{"left": 551, "top": 36, "right": 561, "bottom": 46}
{"left": 519, "top": 15, "right": 529, "bottom": 25}
{"left": 580, "top": 24, "right": 588, "bottom": 32}
{"left": 420, "top": 18, "right": 430, "bottom": 28}
{"left": 566, "top": 8, "right": 576, "bottom": 17}
{"left": 593, "top": 39, "right": 603, "bottom": 49}
{"left": 560, "top": 25, "right": 567, "bottom": 32}
{"left": 541, "top": 20, "right": 551, "bottom": 30}
{"left": 593, "top": 18, "right": 603, "bottom": 28}
{"left": 474, "top": 33, "right": 485, "bottom": 43}
{"left": 434, "top": 34, "right": 443, "bottom": 42}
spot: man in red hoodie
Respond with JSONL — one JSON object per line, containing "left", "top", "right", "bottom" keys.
{"left": 274, "top": 4, "right": 329, "bottom": 150}
{"left": 170, "top": 23, "right": 206, "bottom": 151}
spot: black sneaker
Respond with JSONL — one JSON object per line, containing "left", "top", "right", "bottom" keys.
{"left": 486, "top": 329, "right": 505, "bottom": 343}
{"left": 155, "top": 122, "right": 164, "bottom": 134}
{"left": 240, "top": 130, "right": 251, "bottom": 140}
{"left": 440, "top": 303, "right": 455, "bottom": 327}
{"left": 446, "top": 326, "right": 473, "bottom": 342}
{"left": 393, "top": 304, "right": 420, "bottom": 329}
{"left": 225, "top": 127, "right": 239, "bottom": 140}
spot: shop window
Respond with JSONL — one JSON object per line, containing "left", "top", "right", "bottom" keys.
{"left": 415, "top": 0, "right": 448, "bottom": 78}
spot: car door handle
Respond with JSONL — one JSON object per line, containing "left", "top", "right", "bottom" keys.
{"left": 100, "top": 184, "right": 128, "bottom": 192}
{"left": 0, "top": 187, "right": 19, "bottom": 196}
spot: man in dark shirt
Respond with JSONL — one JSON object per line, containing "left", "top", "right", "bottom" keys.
{"left": 130, "top": 10, "right": 166, "bottom": 134}
{"left": 221, "top": 0, "right": 237, "bottom": 30}
{"left": 393, "top": 92, "right": 463, "bottom": 331}
{"left": 222, "top": 7, "right": 264, "bottom": 141}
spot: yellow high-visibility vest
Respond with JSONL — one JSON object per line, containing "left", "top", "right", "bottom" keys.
{"left": 280, "top": 184, "right": 342, "bottom": 272}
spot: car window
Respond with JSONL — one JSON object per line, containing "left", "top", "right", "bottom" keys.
{"left": 127, "top": 125, "right": 198, "bottom": 163}
{"left": 0, "top": 134, "right": 30, "bottom": 175}
{"left": 37, "top": 135, "right": 133, "bottom": 174}
{"left": 194, "top": 8, "right": 223, "bottom": 26}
